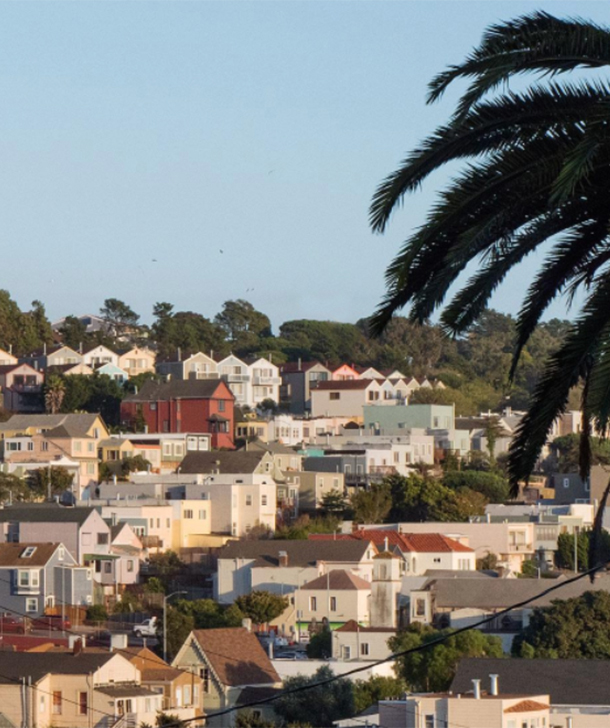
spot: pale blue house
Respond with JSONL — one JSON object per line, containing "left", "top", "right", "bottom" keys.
{"left": 96, "top": 363, "right": 129, "bottom": 383}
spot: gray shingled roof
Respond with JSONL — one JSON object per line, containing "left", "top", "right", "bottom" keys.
{"left": 123, "top": 379, "right": 230, "bottom": 402}
{"left": 219, "top": 539, "right": 374, "bottom": 567}
{"left": 0, "top": 413, "right": 101, "bottom": 435}
{"left": 0, "top": 504, "right": 96, "bottom": 525}
{"left": 426, "top": 573, "right": 610, "bottom": 609}
{"left": 179, "top": 450, "right": 266, "bottom": 475}
{"left": 0, "top": 652, "right": 114, "bottom": 683}
{"left": 452, "top": 658, "right": 610, "bottom": 706}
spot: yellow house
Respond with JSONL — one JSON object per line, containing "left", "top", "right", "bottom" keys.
{"left": 118, "top": 347, "right": 157, "bottom": 377}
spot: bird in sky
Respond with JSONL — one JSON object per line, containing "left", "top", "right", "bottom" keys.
{"left": 219, "top": 249, "right": 224, "bottom": 254}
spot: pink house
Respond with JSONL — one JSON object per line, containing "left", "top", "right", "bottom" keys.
{"left": 332, "top": 364, "right": 360, "bottom": 381}
{"left": 0, "top": 364, "right": 44, "bottom": 413}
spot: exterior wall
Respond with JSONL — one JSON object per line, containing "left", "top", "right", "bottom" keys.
{"left": 0, "top": 349, "right": 17, "bottom": 366}
{"left": 364, "top": 404, "right": 455, "bottom": 432}
{"left": 79, "top": 511, "right": 113, "bottom": 563}
{"left": 332, "top": 365, "right": 359, "bottom": 381}
{"left": 17, "top": 522, "right": 80, "bottom": 561}
{"left": 311, "top": 386, "right": 376, "bottom": 418}
{"left": 248, "top": 358, "right": 280, "bottom": 408}
{"left": 284, "top": 471, "right": 345, "bottom": 512}
{"left": 100, "top": 504, "right": 173, "bottom": 552}
{"left": 280, "top": 364, "right": 332, "bottom": 415}
{"left": 96, "top": 363, "right": 128, "bottom": 382}
{"left": 118, "top": 348, "right": 156, "bottom": 377}
{"left": 171, "top": 499, "right": 212, "bottom": 549}
{"left": 332, "top": 629, "right": 394, "bottom": 661}
{"left": 217, "top": 355, "right": 250, "bottom": 408}
{"left": 82, "top": 346, "right": 119, "bottom": 369}
{"left": 404, "top": 550, "right": 475, "bottom": 574}
{"left": 47, "top": 346, "right": 83, "bottom": 366}
{"left": 182, "top": 353, "right": 218, "bottom": 380}
{"left": 296, "top": 585, "right": 371, "bottom": 628}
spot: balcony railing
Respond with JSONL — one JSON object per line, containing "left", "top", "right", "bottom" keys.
{"left": 252, "top": 375, "right": 281, "bottom": 385}
{"left": 221, "top": 373, "right": 250, "bottom": 382}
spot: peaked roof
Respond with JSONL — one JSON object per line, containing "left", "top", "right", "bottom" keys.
{"left": 219, "top": 539, "right": 375, "bottom": 567}
{"left": 451, "top": 658, "right": 610, "bottom": 706}
{"left": 179, "top": 450, "right": 266, "bottom": 475}
{"left": 0, "top": 543, "right": 63, "bottom": 567}
{"left": 301, "top": 570, "right": 371, "bottom": 591}
{"left": 124, "top": 378, "right": 232, "bottom": 402}
{"left": 309, "top": 530, "right": 473, "bottom": 553}
{"left": 335, "top": 619, "right": 396, "bottom": 633}
{"left": 0, "top": 504, "right": 97, "bottom": 526}
{"left": 0, "top": 413, "right": 101, "bottom": 435}
{"left": 0, "top": 651, "right": 115, "bottom": 683}
{"left": 191, "top": 628, "right": 280, "bottom": 687}
{"left": 279, "top": 361, "right": 329, "bottom": 373}
{"left": 504, "top": 700, "right": 549, "bottom": 713}
{"left": 244, "top": 440, "right": 300, "bottom": 456}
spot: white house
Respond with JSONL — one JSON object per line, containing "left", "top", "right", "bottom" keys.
{"left": 311, "top": 380, "right": 384, "bottom": 418}
{"left": 248, "top": 357, "right": 281, "bottom": 407}
{"left": 82, "top": 344, "right": 119, "bottom": 369}
{"left": 296, "top": 569, "right": 372, "bottom": 630}
{"left": 217, "top": 354, "right": 251, "bottom": 407}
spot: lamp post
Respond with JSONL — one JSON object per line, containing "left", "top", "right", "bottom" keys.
{"left": 163, "top": 590, "right": 187, "bottom": 663}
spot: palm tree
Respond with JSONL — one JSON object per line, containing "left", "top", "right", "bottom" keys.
{"left": 370, "top": 12, "right": 610, "bottom": 508}
{"left": 44, "top": 374, "right": 66, "bottom": 414}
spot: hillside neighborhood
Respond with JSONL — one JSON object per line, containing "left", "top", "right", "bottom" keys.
{"left": 0, "top": 299, "right": 604, "bottom": 728}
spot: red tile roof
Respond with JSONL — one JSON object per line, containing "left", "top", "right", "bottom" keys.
{"left": 309, "top": 529, "right": 473, "bottom": 553}
{"left": 504, "top": 700, "right": 550, "bottom": 713}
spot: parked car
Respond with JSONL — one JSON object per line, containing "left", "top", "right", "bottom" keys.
{"left": 31, "top": 614, "right": 71, "bottom": 631}
{"left": 133, "top": 616, "right": 158, "bottom": 638}
{"left": 0, "top": 614, "right": 25, "bottom": 634}
{"left": 274, "top": 649, "right": 308, "bottom": 660}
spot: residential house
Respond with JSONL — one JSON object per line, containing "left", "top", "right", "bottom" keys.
{"left": 241, "top": 440, "right": 304, "bottom": 474}
{"left": 282, "top": 470, "right": 345, "bottom": 512}
{"left": 51, "top": 312, "right": 109, "bottom": 334}
{"left": 331, "top": 364, "right": 359, "bottom": 381}
{"left": 346, "top": 521, "right": 535, "bottom": 573}
{"left": 379, "top": 689, "right": 551, "bottom": 728}
{"left": 0, "top": 542, "right": 93, "bottom": 617}
{"left": 279, "top": 361, "right": 331, "bottom": 415}
{"left": 108, "top": 522, "right": 142, "bottom": 586}
{"left": 356, "top": 367, "right": 384, "bottom": 380}
{"left": 0, "top": 504, "right": 111, "bottom": 564}
{"left": 82, "top": 345, "right": 119, "bottom": 369}
{"left": 123, "top": 646, "right": 204, "bottom": 721}
{"left": 95, "top": 362, "right": 129, "bottom": 382}
{"left": 98, "top": 502, "right": 173, "bottom": 553}
{"left": 178, "top": 449, "right": 284, "bottom": 481}
{"left": 0, "top": 363, "right": 44, "bottom": 413}
{"left": 248, "top": 357, "right": 281, "bottom": 408}
{"left": 311, "top": 379, "right": 383, "bottom": 419}
{"left": 110, "top": 432, "right": 211, "bottom": 474}
{"left": 47, "top": 362, "right": 94, "bottom": 377}
{"left": 172, "top": 627, "right": 281, "bottom": 728}
{"left": 0, "top": 348, "right": 17, "bottom": 366}
{"left": 235, "top": 412, "right": 271, "bottom": 442}
{"left": 296, "top": 570, "right": 372, "bottom": 631}
{"left": 156, "top": 351, "right": 219, "bottom": 380}
{"left": 332, "top": 620, "right": 397, "bottom": 662}
{"left": 98, "top": 436, "right": 136, "bottom": 477}
{"left": 0, "top": 649, "right": 165, "bottom": 728}
{"left": 118, "top": 347, "right": 156, "bottom": 377}
{"left": 408, "top": 573, "right": 610, "bottom": 647}
{"left": 215, "top": 539, "right": 377, "bottom": 604}
{"left": 0, "top": 413, "right": 107, "bottom": 442}
{"left": 20, "top": 345, "right": 83, "bottom": 371}
{"left": 217, "top": 354, "right": 251, "bottom": 408}
{"left": 121, "top": 379, "right": 235, "bottom": 448}
{"left": 452, "top": 657, "right": 610, "bottom": 728}
{"left": 310, "top": 529, "right": 476, "bottom": 574}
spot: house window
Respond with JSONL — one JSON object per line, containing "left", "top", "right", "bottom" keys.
{"left": 184, "top": 510, "right": 194, "bottom": 519}
{"left": 246, "top": 495, "right": 252, "bottom": 506}
{"left": 26, "top": 598, "right": 37, "bottom": 613}
{"left": 563, "top": 478, "right": 570, "bottom": 488}
{"left": 41, "top": 442, "right": 49, "bottom": 452}
{"left": 52, "top": 691, "right": 62, "bottom": 715}
{"left": 424, "top": 716, "right": 434, "bottom": 728}
{"left": 184, "top": 685, "right": 191, "bottom": 705}
{"left": 416, "top": 599, "right": 426, "bottom": 617}
{"left": 150, "top": 403, "right": 157, "bottom": 411}
{"left": 342, "top": 645, "right": 351, "bottom": 660}
{"left": 27, "top": 442, "right": 34, "bottom": 452}
{"left": 261, "top": 495, "right": 268, "bottom": 506}
{"left": 127, "top": 560, "right": 134, "bottom": 572}
{"left": 330, "top": 597, "right": 337, "bottom": 612}
{"left": 310, "top": 596, "right": 317, "bottom": 611}
{"left": 104, "top": 561, "right": 112, "bottom": 574}
{"left": 360, "top": 643, "right": 369, "bottom": 656}
{"left": 39, "top": 696, "right": 45, "bottom": 713}
{"left": 87, "top": 463, "right": 95, "bottom": 475}
{"left": 201, "top": 668, "right": 210, "bottom": 693}
{"left": 19, "top": 570, "right": 39, "bottom": 588}
{"left": 198, "top": 510, "right": 207, "bottom": 520}
{"left": 218, "top": 400, "right": 225, "bottom": 412}
{"left": 97, "top": 533, "right": 109, "bottom": 545}
{"left": 21, "top": 547, "right": 37, "bottom": 559}
{"left": 330, "top": 393, "right": 340, "bottom": 401}
{"left": 58, "top": 546, "right": 65, "bottom": 561}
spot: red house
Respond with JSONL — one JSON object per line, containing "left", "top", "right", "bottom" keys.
{"left": 121, "top": 379, "right": 235, "bottom": 449}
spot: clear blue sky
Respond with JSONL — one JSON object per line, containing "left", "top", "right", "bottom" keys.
{"left": 0, "top": 1, "right": 606, "bottom": 330}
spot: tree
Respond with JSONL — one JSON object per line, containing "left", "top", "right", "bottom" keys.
{"left": 28, "top": 466, "right": 74, "bottom": 499}
{"left": 0, "top": 473, "right": 30, "bottom": 502}
{"left": 258, "top": 398, "right": 278, "bottom": 414}
{"left": 353, "top": 675, "right": 406, "bottom": 714}
{"left": 389, "top": 624, "right": 503, "bottom": 691}
{"left": 162, "top": 608, "right": 194, "bottom": 662}
{"left": 214, "top": 300, "right": 272, "bottom": 354}
{"left": 235, "top": 713, "right": 275, "bottom": 728}
{"left": 442, "top": 471, "right": 510, "bottom": 503}
{"left": 306, "top": 627, "right": 332, "bottom": 659}
{"left": 60, "top": 373, "right": 125, "bottom": 426}
{"left": 121, "top": 454, "right": 152, "bottom": 476}
{"left": 513, "top": 591, "right": 610, "bottom": 658}
{"left": 59, "top": 315, "right": 88, "bottom": 350}
{"left": 44, "top": 374, "right": 66, "bottom": 414}
{"left": 320, "top": 490, "right": 347, "bottom": 517}
{"left": 477, "top": 551, "right": 499, "bottom": 571}
{"left": 234, "top": 590, "right": 288, "bottom": 627}
{"left": 368, "top": 11, "right": 610, "bottom": 505}
{"left": 556, "top": 529, "right": 610, "bottom": 571}
{"left": 350, "top": 483, "right": 392, "bottom": 524}
{"left": 175, "top": 598, "right": 244, "bottom": 629}
{"left": 274, "top": 666, "right": 355, "bottom": 727}
{"left": 100, "top": 298, "right": 140, "bottom": 340}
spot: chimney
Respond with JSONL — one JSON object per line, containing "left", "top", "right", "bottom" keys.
{"left": 177, "top": 347, "right": 181, "bottom": 361}
{"left": 210, "top": 350, "right": 214, "bottom": 360}
{"left": 79, "top": 341, "right": 83, "bottom": 354}
{"left": 241, "top": 618, "right": 252, "bottom": 632}
{"left": 489, "top": 674, "right": 499, "bottom": 696}
{"left": 71, "top": 637, "right": 85, "bottom": 655}
{"left": 278, "top": 550, "right": 288, "bottom": 567}
{"left": 298, "top": 357, "right": 302, "bottom": 370}
{"left": 384, "top": 536, "right": 389, "bottom": 552}
{"left": 110, "top": 633, "right": 128, "bottom": 652}
{"left": 43, "top": 342, "right": 47, "bottom": 356}
{"left": 472, "top": 679, "right": 481, "bottom": 700}
{"left": 8, "top": 344, "right": 12, "bottom": 355}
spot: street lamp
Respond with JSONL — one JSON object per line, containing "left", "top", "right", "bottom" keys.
{"left": 163, "top": 590, "right": 187, "bottom": 663}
